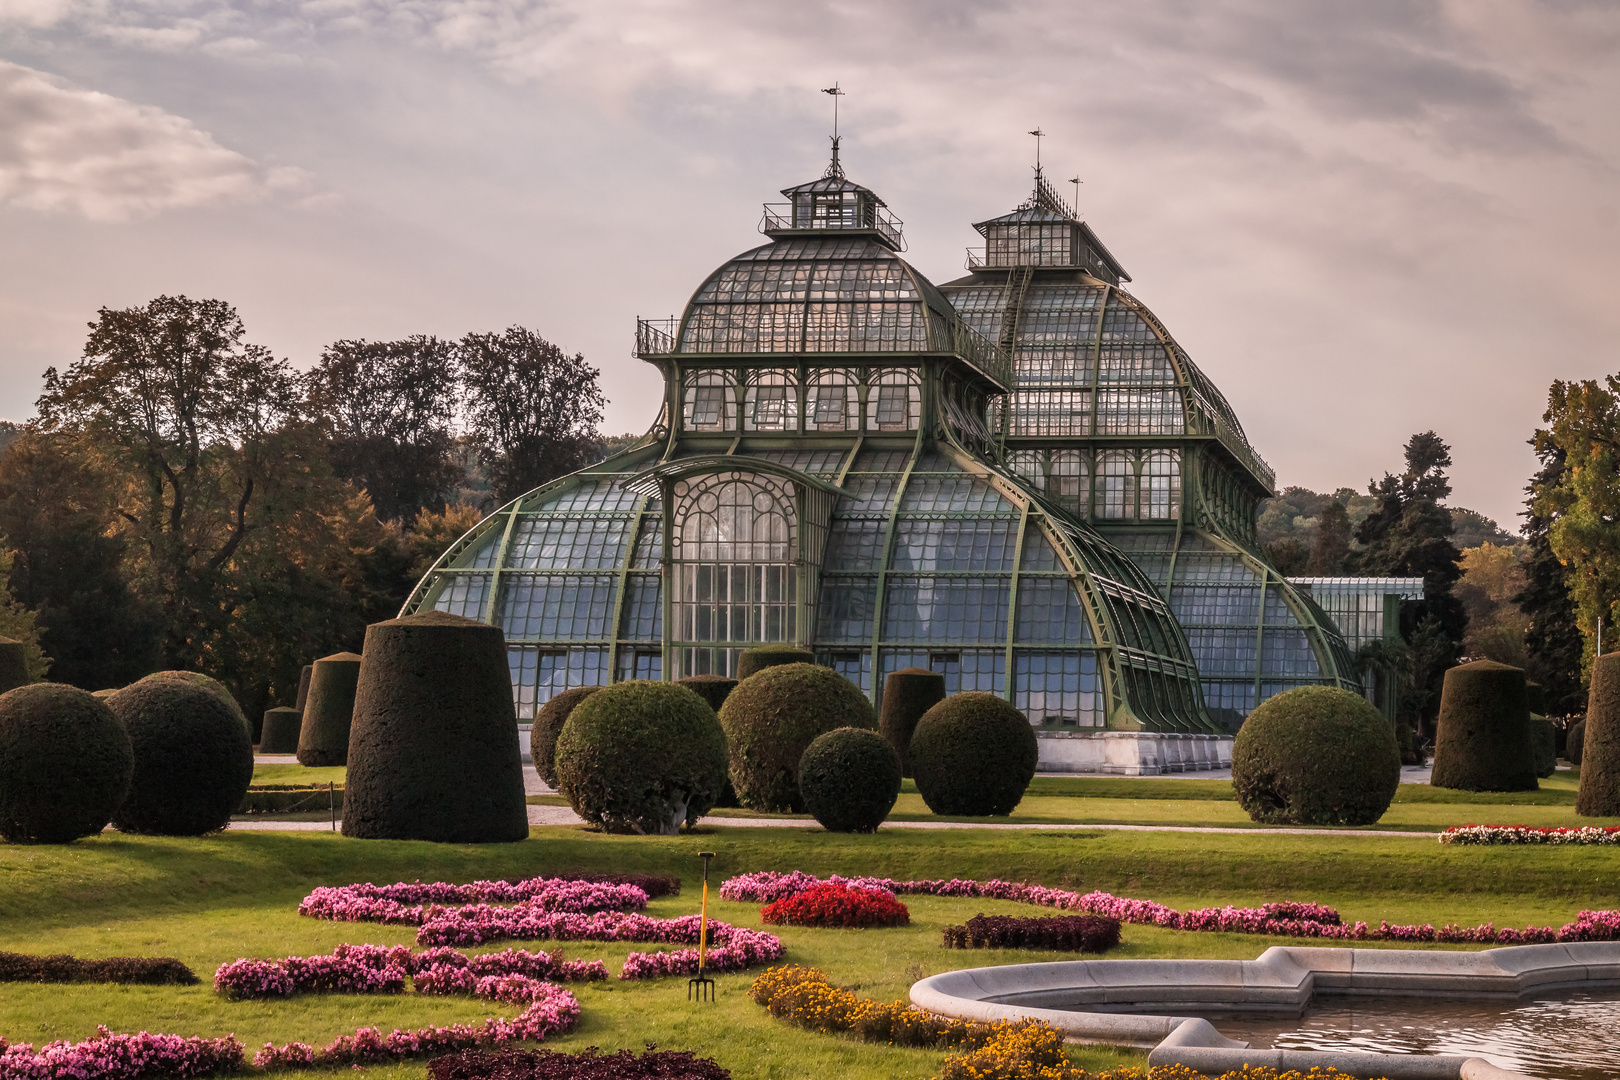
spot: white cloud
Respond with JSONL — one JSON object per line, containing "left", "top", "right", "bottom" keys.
{"left": 0, "top": 60, "right": 306, "bottom": 220}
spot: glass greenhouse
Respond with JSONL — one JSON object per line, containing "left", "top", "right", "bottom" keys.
{"left": 405, "top": 157, "right": 1409, "bottom": 753}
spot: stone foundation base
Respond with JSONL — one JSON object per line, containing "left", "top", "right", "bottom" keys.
{"left": 1036, "top": 731, "right": 1232, "bottom": 776}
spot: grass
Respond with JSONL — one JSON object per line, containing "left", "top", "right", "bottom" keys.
{"left": 252, "top": 764, "right": 346, "bottom": 787}
{"left": 2, "top": 821, "right": 1618, "bottom": 1080}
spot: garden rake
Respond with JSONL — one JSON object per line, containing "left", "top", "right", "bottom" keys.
{"left": 688, "top": 851, "right": 716, "bottom": 1002}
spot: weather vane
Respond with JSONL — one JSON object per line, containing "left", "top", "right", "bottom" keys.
{"left": 1070, "top": 175, "right": 1082, "bottom": 215}
{"left": 823, "top": 84, "right": 846, "bottom": 177}
{"left": 1029, "top": 128, "right": 1045, "bottom": 177}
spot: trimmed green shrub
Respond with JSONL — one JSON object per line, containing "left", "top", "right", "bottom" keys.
{"left": 676, "top": 676, "right": 740, "bottom": 807}
{"left": 1569, "top": 719, "right": 1586, "bottom": 766}
{"left": 531, "top": 686, "right": 602, "bottom": 789}
{"left": 258, "top": 707, "right": 301, "bottom": 754}
{"left": 138, "top": 671, "right": 249, "bottom": 739}
{"left": 735, "top": 645, "right": 815, "bottom": 681}
{"left": 798, "top": 727, "right": 901, "bottom": 833}
{"left": 296, "top": 652, "right": 362, "bottom": 767}
{"left": 554, "top": 681, "right": 728, "bottom": 835}
{"left": 718, "top": 662, "right": 876, "bottom": 813}
{"left": 0, "top": 638, "right": 30, "bottom": 695}
{"left": 343, "top": 613, "right": 527, "bottom": 843}
{"left": 0, "top": 684, "right": 133, "bottom": 843}
{"left": 1527, "top": 680, "right": 1547, "bottom": 716}
{"left": 879, "top": 667, "right": 944, "bottom": 778}
{"left": 909, "top": 692, "right": 1038, "bottom": 817}
{"left": 1578, "top": 653, "right": 1620, "bottom": 816}
{"left": 295, "top": 664, "right": 313, "bottom": 713}
{"left": 1530, "top": 716, "right": 1557, "bottom": 779}
{"left": 108, "top": 679, "right": 254, "bottom": 836}
{"left": 1431, "top": 660, "right": 1538, "bottom": 792}
{"left": 1231, "top": 686, "right": 1400, "bottom": 826}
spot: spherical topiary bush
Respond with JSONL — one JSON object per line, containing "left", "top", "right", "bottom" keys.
{"left": 910, "top": 692, "right": 1038, "bottom": 817}
{"left": 735, "top": 645, "right": 815, "bottom": 681}
{"left": 137, "top": 671, "right": 249, "bottom": 739}
{"left": 1569, "top": 719, "right": 1587, "bottom": 766}
{"left": 0, "top": 684, "right": 133, "bottom": 843}
{"left": 798, "top": 727, "right": 901, "bottom": 833}
{"left": 108, "top": 679, "right": 254, "bottom": 836}
{"left": 718, "top": 663, "right": 875, "bottom": 813}
{"left": 296, "top": 652, "right": 362, "bottom": 767}
{"left": 880, "top": 668, "right": 944, "bottom": 778}
{"left": 1431, "top": 660, "right": 1537, "bottom": 793}
{"left": 343, "top": 613, "right": 527, "bottom": 843}
{"left": 554, "top": 681, "right": 728, "bottom": 835}
{"left": 258, "top": 707, "right": 301, "bottom": 753}
{"left": 1231, "top": 686, "right": 1400, "bottom": 826}
{"left": 1530, "top": 716, "right": 1557, "bottom": 779}
{"left": 0, "top": 638, "right": 31, "bottom": 695}
{"left": 531, "top": 686, "right": 602, "bottom": 789}
{"left": 1578, "top": 653, "right": 1620, "bottom": 817}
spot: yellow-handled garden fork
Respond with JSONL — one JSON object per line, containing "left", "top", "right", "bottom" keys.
{"left": 688, "top": 851, "right": 716, "bottom": 1002}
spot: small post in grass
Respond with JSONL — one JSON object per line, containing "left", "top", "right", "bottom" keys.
{"left": 688, "top": 850, "right": 716, "bottom": 1002}
{"left": 329, "top": 782, "right": 336, "bottom": 832}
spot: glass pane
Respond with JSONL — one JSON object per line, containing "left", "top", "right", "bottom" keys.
{"left": 816, "top": 577, "right": 877, "bottom": 641}
{"left": 882, "top": 577, "right": 1010, "bottom": 643}
{"left": 498, "top": 575, "right": 618, "bottom": 640}
{"left": 824, "top": 518, "right": 888, "bottom": 569}
{"left": 891, "top": 519, "right": 1017, "bottom": 572}
{"left": 1015, "top": 650, "right": 1102, "bottom": 727}
{"left": 619, "top": 574, "right": 662, "bottom": 640}
{"left": 432, "top": 574, "right": 489, "bottom": 618}
{"left": 506, "top": 517, "right": 631, "bottom": 570}
{"left": 1014, "top": 578, "right": 1092, "bottom": 644}
{"left": 510, "top": 646, "right": 610, "bottom": 720}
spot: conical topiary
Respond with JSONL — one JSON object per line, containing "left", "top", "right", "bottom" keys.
{"left": 1530, "top": 716, "right": 1557, "bottom": 779}
{"left": 295, "top": 664, "right": 314, "bottom": 713}
{"left": 0, "top": 638, "right": 30, "bottom": 695}
{"left": 879, "top": 667, "right": 945, "bottom": 778}
{"left": 1430, "top": 659, "right": 1537, "bottom": 792}
{"left": 342, "top": 612, "right": 527, "bottom": 843}
{"left": 735, "top": 645, "right": 814, "bottom": 681}
{"left": 258, "top": 707, "right": 301, "bottom": 753}
{"left": 1569, "top": 719, "right": 1586, "bottom": 766}
{"left": 296, "top": 652, "right": 362, "bottom": 767}
{"left": 1577, "top": 653, "right": 1620, "bottom": 817}
{"left": 531, "top": 686, "right": 602, "bottom": 789}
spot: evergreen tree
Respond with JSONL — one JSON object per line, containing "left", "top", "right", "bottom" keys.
{"left": 1515, "top": 442, "right": 1584, "bottom": 714}
{"left": 1307, "top": 500, "right": 1352, "bottom": 574}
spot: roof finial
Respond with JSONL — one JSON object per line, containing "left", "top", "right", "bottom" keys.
{"left": 1029, "top": 127, "right": 1045, "bottom": 183}
{"left": 823, "top": 84, "right": 846, "bottom": 179}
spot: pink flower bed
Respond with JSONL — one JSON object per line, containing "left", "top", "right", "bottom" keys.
{"left": 0, "top": 1028, "right": 243, "bottom": 1080}
{"left": 215, "top": 945, "right": 606, "bottom": 1000}
{"left": 619, "top": 928, "right": 784, "bottom": 979}
{"left": 720, "top": 872, "right": 1620, "bottom": 946}
{"left": 299, "top": 878, "right": 647, "bottom": 926}
{"left": 1441, "top": 825, "right": 1620, "bottom": 846}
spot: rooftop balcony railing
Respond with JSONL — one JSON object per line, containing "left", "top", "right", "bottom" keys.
{"left": 760, "top": 203, "right": 905, "bottom": 249}
{"left": 635, "top": 317, "right": 678, "bottom": 358}
{"left": 1191, "top": 389, "right": 1276, "bottom": 492}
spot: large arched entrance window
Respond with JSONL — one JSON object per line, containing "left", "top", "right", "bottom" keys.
{"left": 671, "top": 471, "right": 798, "bottom": 676}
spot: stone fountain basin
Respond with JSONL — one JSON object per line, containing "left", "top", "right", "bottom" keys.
{"left": 909, "top": 941, "right": 1620, "bottom": 1080}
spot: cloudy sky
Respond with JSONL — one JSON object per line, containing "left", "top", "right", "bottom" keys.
{"left": 2, "top": 0, "right": 1617, "bottom": 529}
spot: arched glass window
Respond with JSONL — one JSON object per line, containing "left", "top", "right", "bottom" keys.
{"left": 1007, "top": 449, "right": 1043, "bottom": 491}
{"left": 1140, "top": 450, "right": 1181, "bottom": 520}
{"left": 744, "top": 369, "right": 798, "bottom": 432}
{"left": 683, "top": 370, "right": 737, "bottom": 432}
{"left": 1098, "top": 451, "right": 1134, "bottom": 519}
{"left": 866, "top": 370, "right": 920, "bottom": 432}
{"left": 671, "top": 471, "right": 798, "bottom": 676}
{"left": 807, "top": 369, "right": 859, "bottom": 432}
{"left": 1049, "top": 450, "right": 1089, "bottom": 518}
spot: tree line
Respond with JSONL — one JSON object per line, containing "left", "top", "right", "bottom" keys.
{"left": 0, "top": 295, "right": 616, "bottom": 719}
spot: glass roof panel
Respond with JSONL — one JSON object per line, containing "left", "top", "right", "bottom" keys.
{"left": 891, "top": 518, "right": 1017, "bottom": 571}
{"left": 1015, "top": 578, "right": 1093, "bottom": 644}
{"left": 506, "top": 517, "right": 631, "bottom": 570}
{"left": 882, "top": 577, "right": 1010, "bottom": 643}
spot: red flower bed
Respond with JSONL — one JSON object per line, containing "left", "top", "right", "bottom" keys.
{"left": 760, "top": 882, "right": 909, "bottom": 928}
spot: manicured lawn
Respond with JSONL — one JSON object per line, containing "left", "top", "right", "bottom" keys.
{"left": 251, "top": 763, "right": 346, "bottom": 787}
{"left": 2, "top": 823, "right": 1617, "bottom": 1080}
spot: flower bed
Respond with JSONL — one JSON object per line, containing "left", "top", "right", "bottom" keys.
{"left": 428, "top": 1047, "right": 730, "bottom": 1080}
{"left": 0, "top": 1027, "right": 243, "bottom": 1080}
{"left": 215, "top": 944, "right": 607, "bottom": 1000}
{"left": 299, "top": 877, "right": 649, "bottom": 926}
{"left": 760, "top": 882, "right": 909, "bottom": 929}
{"left": 0, "top": 952, "right": 197, "bottom": 986}
{"left": 722, "top": 871, "right": 1620, "bottom": 946}
{"left": 941, "top": 914, "right": 1120, "bottom": 953}
{"left": 1441, "top": 825, "right": 1620, "bottom": 845}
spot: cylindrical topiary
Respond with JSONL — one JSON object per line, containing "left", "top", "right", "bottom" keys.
{"left": 735, "top": 645, "right": 815, "bottom": 681}
{"left": 343, "top": 613, "right": 527, "bottom": 843}
{"left": 798, "top": 727, "right": 901, "bottom": 833}
{"left": 1569, "top": 719, "right": 1586, "bottom": 766}
{"left": 718, "top": 662, "right": 876, "bottom": 812}
{"left": 294, "top": 664, "right": 314, "bottom": 714}
{"left": 108, "top": 679, "right": 254, "bottom": 836}
{"left": 879, "top": 667, "right": 945, "bottom": 778}
{"left": 0, "top": 638, "right": 31, "bottom": 695}
{"left": 296, "top": 652, "right": 362, "bottom": 767}
{"left": 1527, "top": 680, "right": 1547, "bottom": 716}
{"left": 1578, "top": 654, "right": 1620, "bottom": 817}
{"left": 1430, "top": 660, "right": 1538, "bottom": 792}
{"left": 136, "top": 671, "right": 249, "bottom": 739}
{"left": 1530, "top": 716, "right": 1557, "bottom": 779}
{"left": 531, "top": 686, "right": 602, "bottom": 789}
{"left": 258, "top": 707, "right": 301, "bottom": 754}
{"left": 678, "top": 676, "right": 741, "bottom": 806}
{"left": 1231, "top": 686, "right": 1401, "bottom": 826}
{"left": 0, "top": 684, "right": 133, "bottom": 843}
{"left": 554, "top": 681, "right": 728, "bottom": 835}
{"left": 910, "top": 692, "right": 1039, "bottom": 817}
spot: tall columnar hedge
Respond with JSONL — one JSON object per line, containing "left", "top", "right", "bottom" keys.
{"left": 295, "top": 665, "right": 314, "bottom": 713}
{"left": 0, "top": 638, "right": 30, "bottom": 695}
{"left": 554, "top": 681, "right": 728, "bottom": 835}
{"left": 1530, "top": 716, "right": 1557, "bottom": 779}
{"left": 717, "top": 663, "right": 876, "bottom": 813}
{"left": 735, "top": 645, "right": 815, "bottom": 681}
{"left": 1578, "top": 653, "right": 1620, "bottom": 817}
{"left": 0, "top": 684, "right": 133, "bottom": 843}
{"left": 879, "top": 667, "right": 944, "bottom": 778}
{"left": 1430, "top": 660, "right": 1538, "bottom": 792}
{"left": 137, "top": 671, "right": 250, "bottom": 739}
{"left": 798, "top": 727, "right": 901, "bottom": 833}
{"left": 297, "top": 653, "right": 362, "bottom": 767}
{"left": 258, "top": 707, "right": 301, "bottom": 754}
{"left": 108, "top": 680, "right": 254, "bottom": 836}
{"left": 531, "top": 686, "right": 602, "bottom": 789}
{"left": 1231, "top": 686, "right": 1400, "bottom": 826}
{"left": 1569, "top": 719, "right": 1587, "bottom": 766}
{"left": 909, "top": 692, "right": 1039, "bottom": 817}
{"left": 343, "top": 613, "right": 528, "bottom": 843}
